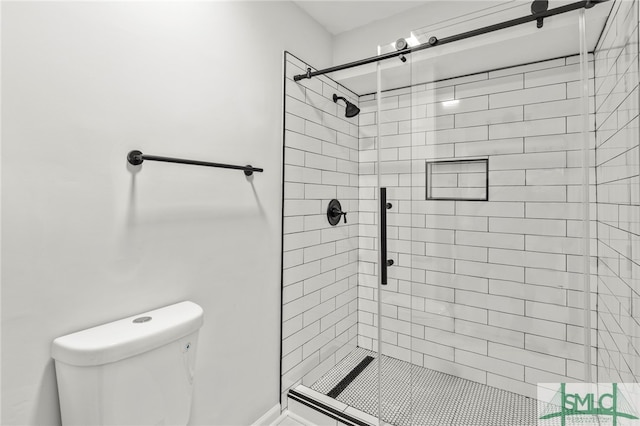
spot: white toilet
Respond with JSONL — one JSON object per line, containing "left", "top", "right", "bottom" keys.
{"left": 51, "top": 301, "right": 204, "bottom": 426}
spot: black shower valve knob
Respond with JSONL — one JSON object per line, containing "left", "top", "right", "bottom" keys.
{"left": 333, "top": 208, "right": 347, "bottom": 223}
{"left": 327, "top": 199, "right": 347, "bottom": 226}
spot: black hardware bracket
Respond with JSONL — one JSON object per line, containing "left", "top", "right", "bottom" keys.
{"left": 127, "top": 150, "right": 263, "bottom": 176}
{"left": 531, "top": 0, "right": 550, "bottom": 28}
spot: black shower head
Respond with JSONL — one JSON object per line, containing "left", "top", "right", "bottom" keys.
{"left": 333, "top": 94, "right": 360, "bottom": 118}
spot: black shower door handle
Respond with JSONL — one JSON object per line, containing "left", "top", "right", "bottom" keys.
{"left": 380, "top": 187, "right": 393, "bottom": 285}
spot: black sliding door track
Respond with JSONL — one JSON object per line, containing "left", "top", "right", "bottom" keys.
{"left": 294, "top": 0, "right": 608, "bottom": 82}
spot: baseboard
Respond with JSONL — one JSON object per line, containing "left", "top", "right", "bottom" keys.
{"left": 271, "top": 410, "right": 315, "bottom": 426}
{"left": 269, "top": 410, "right": 289, "bottom": 426}
{"left": 252, "top": 403, "right": 281, "bottom": 426}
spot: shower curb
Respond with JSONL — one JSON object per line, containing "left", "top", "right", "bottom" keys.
{"left": 288, "top": 387, "right": 376, "bottom": 426}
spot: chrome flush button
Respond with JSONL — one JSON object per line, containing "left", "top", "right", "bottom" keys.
{"left": 133, "top": 316, "right": 152, "bottom": 323}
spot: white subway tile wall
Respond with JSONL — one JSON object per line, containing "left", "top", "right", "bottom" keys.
{"left": 358, "top": 55, "right": 597, "bottom": 399}
{"left": 281, "top": 53, "right": 359, "bottom": 406}
{"left": 594, "top": 0, "right": 640, "bottom": 383}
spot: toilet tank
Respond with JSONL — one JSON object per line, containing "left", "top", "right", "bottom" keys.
{"left": 52, "top": 301, "right": 204, "bottom": 426}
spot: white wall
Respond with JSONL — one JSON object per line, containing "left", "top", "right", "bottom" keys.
{"left": 1, "top": 2, "right": 332, "bottom": 425}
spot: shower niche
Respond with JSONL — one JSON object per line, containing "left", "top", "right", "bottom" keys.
{"left": 425, "top": 158, "right": 489, "bottom": 201}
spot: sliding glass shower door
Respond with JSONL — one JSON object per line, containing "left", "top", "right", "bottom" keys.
{"left": 376, "top": 4, "right": 596, "bottom": 425}
{"left": 374, "top": 40, "right": 416, "bottom": 425}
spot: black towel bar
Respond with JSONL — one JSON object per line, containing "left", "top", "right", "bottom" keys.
{"left": 127, "top": 150, "right": 263, "bottom": 176}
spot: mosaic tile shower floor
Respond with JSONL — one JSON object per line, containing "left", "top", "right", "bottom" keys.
{"left": 310, "top": 348, "right": 587, "bottom": 426}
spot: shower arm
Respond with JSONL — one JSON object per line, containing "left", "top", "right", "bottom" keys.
{"left": 293, "top": 0, "right": 608, "bottom": 82}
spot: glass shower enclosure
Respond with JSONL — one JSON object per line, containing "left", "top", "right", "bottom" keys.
{"left": 281, "top": 0, "right": 634, "bottom": 424}
{"left": 372, "top": 4, "right": 595, "bottom": 425}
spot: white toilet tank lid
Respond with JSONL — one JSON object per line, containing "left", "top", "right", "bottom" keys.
{"left": 51, "top": 301, "right": 204, "bottom": 367}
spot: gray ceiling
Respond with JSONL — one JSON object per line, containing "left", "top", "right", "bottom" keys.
{"left": 293, "top": 1, "right": 430, "bottom": 35}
